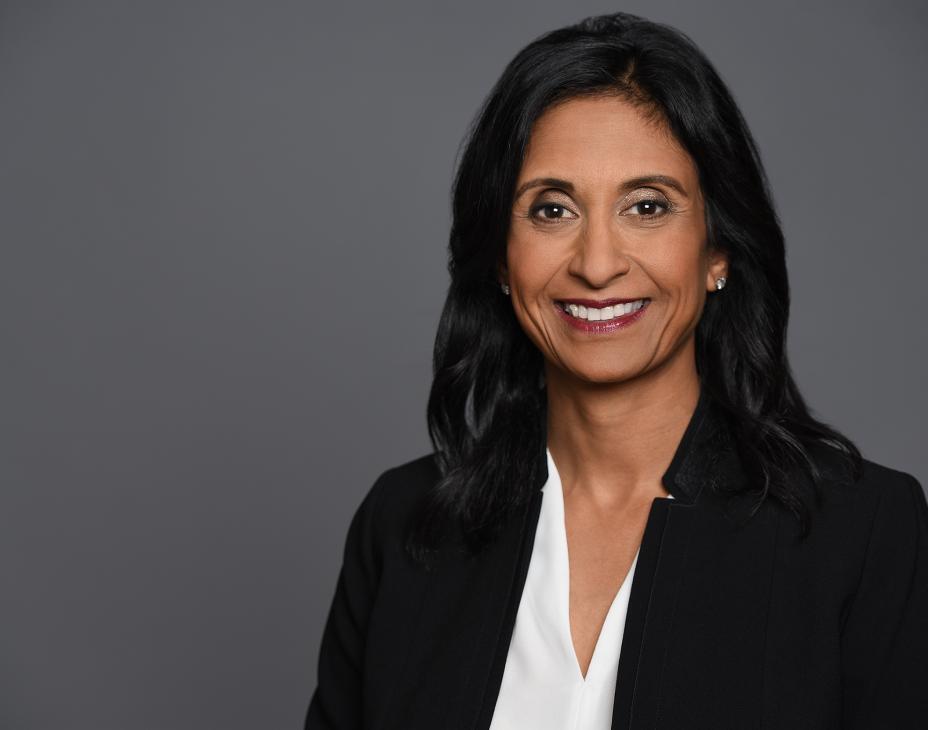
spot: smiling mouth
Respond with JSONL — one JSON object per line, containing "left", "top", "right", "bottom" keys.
{"left": 556, "top": 298, "right": 650, "bottom": 322}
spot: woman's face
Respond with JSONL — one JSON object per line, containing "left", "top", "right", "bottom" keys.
{"left": 503, "top": 94, "right": 727, "bottom": 385}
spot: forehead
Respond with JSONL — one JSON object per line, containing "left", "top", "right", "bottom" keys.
{"left": 519, "top": 95, "right": 697, "bottom": 184}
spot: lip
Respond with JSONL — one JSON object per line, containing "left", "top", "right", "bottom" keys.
{"left": 553, "top": 298, "right": 650, "bottom": 333}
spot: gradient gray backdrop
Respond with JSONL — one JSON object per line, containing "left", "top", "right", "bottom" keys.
{"left": 2, "top": 1, "right": 926, "bottom": 728}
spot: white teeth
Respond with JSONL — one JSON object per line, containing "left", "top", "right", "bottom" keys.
{"left": 560, "top": 299, "right": 647, "bottom": 321}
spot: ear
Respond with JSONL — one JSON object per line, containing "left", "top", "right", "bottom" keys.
{"left": 705, "top": 248, "right": 729, "bottom": 292}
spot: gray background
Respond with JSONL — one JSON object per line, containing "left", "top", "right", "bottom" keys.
{"left": 1, "top": 0, "right": 925, "bottom": 728}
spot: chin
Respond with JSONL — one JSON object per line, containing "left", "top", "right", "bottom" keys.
{"left": 563, "top": 365, "right": 643, "bottom": 386}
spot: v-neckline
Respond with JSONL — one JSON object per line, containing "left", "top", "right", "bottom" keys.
{"left": 545, "top": 446, "right": 644, "bottom": 684}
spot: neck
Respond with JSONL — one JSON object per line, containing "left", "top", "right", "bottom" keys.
{"left": 544, "top": 338, "right": 701, "bottom": 508}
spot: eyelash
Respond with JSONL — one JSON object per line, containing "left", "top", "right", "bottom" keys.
{"left": 528, "top": 198, "right": 671, "bottom": 224}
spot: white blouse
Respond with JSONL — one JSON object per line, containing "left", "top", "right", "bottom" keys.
{"left": 489, "top": 446, "right": 674, "bottom": 730}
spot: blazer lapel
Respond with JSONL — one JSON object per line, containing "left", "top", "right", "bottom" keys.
{"left": 611, "top": 497, "right": 696, "bottom": 730}
{"left": 612, "top": 389, "right": 778, "bottom": 729}
{"left": 609, "top": 387, "right": 714, "bottom": 729}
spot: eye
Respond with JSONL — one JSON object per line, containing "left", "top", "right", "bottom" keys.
{"left": 626, "top": 198, "right": 669, "bottom": 217}
{"left": 529, "top": 203, "right": 578, "bottom": 224}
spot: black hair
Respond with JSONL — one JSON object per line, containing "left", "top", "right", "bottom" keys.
{"left": 406, "top": 11, "right": 862, "bottom": 564}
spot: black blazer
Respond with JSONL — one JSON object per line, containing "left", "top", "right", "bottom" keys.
{"left": 305, "top": 390, "right": 928, "bottom": 729}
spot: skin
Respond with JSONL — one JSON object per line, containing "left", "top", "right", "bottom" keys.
{"left": 499, "top": 94, "right": 728, "bottom": 679}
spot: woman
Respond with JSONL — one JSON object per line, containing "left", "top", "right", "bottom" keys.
{"left": 305, "top": 11, "right": 927, "bottom": 730}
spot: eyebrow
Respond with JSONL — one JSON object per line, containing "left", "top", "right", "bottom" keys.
{"left": 513, "top": 174, "right": 690, "bottom": 200}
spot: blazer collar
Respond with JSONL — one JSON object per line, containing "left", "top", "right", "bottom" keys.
{"left": 532, "top": 384, "right": 740, "bottom": 506}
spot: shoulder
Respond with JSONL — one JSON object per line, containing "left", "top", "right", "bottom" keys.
{"left": 347, "top": 452, "right": 441, "bottom": 555}
{"left": 855, "top": 457, "right": 924, "bottom": 505}
{"left": 377, "top": 451, "right": 442, "bottom": 488}
{"left": 844, "top": 455, "right": 926, "bottom": 556}
{"left": 808, "top": 442, "right": 924, "bottom": 517}
{"left": 786, "top": 443, "right": 926, "bottom": 569}
{"left": 370, "top": 451, "right": 441, "bottom": 514}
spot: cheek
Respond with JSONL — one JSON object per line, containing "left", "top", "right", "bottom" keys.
{"left": 506, "top": 235, "right": 559, "bottom": 290}
{"left": 649, "top": 243, "right": 708, "bottom": 315}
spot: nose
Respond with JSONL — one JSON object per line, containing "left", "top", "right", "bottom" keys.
{"left": 565, "top": 209, "right": 631, "bottom": 288}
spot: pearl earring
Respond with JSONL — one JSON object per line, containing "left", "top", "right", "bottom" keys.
{"left": 715, "top": 277, "right": 727, "bottom": 291}
{"left": 500, "top": 282, "right": 510, "bottom": 295}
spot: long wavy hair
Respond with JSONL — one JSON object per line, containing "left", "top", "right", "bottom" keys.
{"left": 405, "top": 11, "right": 862, "bottom": 565}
